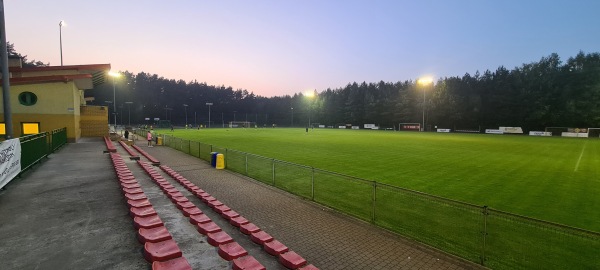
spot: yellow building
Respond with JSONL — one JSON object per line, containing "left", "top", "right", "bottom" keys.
{"left": 1, "top": 57, "right": 111, "bottom": 142}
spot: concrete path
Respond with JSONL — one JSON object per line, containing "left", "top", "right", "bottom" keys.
{"left": 0, "top": 137, "right": 485, "bottom": 269}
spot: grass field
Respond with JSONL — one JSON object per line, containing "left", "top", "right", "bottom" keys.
{"left": 160, "top": 127, "right": 599, "bottom": 232}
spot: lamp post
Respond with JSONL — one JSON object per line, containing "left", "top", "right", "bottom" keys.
{"left": 125, "top": 101, "right": 133, "bottom": 126}
{"left": 291, "top": 107, "right": 294, "bottom": 127}
{"left": 108, "top": 71, "right": 121, "bottom": 132}
{"left": 305, "top": 91, "right": 315, "bottom": 129}
{"left": 59, "top": 20, "right": 65, "bottom": 66}
{"left": 183, "top": 104, "right": 188, "bottom": 128}
{"left": 417, "top": 77, "right": 433, "bottom": 132}
{"left": 206, "top": 102, "right": 213, "bottom": 128}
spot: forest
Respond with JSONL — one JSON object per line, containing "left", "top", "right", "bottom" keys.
{"left": 49, "top": 49, "right": 600, "bottom": 130}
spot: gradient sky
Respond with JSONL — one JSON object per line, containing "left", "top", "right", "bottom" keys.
{"left": 4, "top": 0, "right": 599, "bottom": 97}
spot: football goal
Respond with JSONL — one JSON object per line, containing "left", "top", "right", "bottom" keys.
{"left": 229, "top": 121, "right": 256, "bottom": 128}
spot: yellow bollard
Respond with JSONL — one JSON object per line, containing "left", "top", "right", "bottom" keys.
{"left": 216, "top": 153, "right": 225, "bottom": 169}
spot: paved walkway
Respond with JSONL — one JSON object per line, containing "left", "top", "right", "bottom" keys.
{"left": 141, "top": 140, "right": 483, "bottom": 270}
{"left": 0, "top": 137, "right": 485, "bottom": 269}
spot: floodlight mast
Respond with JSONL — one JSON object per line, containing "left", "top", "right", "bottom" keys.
{"left": 417, "top": 78, "right": 433, "bottom": 132}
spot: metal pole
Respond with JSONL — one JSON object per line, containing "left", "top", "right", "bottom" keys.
{"left": 59, "top": 21, "right": 63, "bottom": 66}
{"left": 291, "top": 107, "right": 293, "bottom": 127}
{"left": 206, "top": 103, "right": 213, "bottom": 128}
{"left": 311, "top": 167, "right": 315, "bottom": 200}
{"left": 183, "top": 104, "right": 188, "bottom": 128}
{"left": 422, "top": 86, "right": 425, "bottom": 132}
{"left": 0, "top": 1, "right": 13, "bottom": 139}
{"left": 113, "top": 77, "right": 116, "bottom": 132}
{"left": 124, "top": 101, "right": 132, "bottom": 126}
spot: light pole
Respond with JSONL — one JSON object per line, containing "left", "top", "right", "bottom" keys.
{"left": 59, "top": 20, "right": 65, "bottom": 66}
{"left": 183, "top": 104, "right": 188, "bottom": 128}
{"left": 417, "top": 77, "right": 433, "bottom": 132}
{"left": 108, "top": 71, "right": 121, "bottom": 132}
{"left": 291, "top": 107, "right": 294, "bottom": 127}
{"left": 305, "top": 91, "right": 315, "bottom": 128}
{"left": 206, "top": 102, "right": 213, "bottom": 128}
{"left": 125, "top": 101, "right": 133, "bottom": 126}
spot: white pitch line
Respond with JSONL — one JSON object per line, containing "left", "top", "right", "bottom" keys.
{"left": 574, "top": 141, "right": 587, "bottom": 172}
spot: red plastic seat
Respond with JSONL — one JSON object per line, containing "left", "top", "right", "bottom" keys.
{"left": 121, "top": 183, "right": 141, "bottom": 189}
{"left": 134, "top": 214, "right": 164, "bottom": 229}
{"left": 127, "top": 198, "right": 152, "bottom": 208}
{"left": 213, "top": 204, "right": 230, "bottom": 214}
{"left": 151, "top": 256, "right": 192, "bottom": 270}
{"left": 218, "top": 242, "right": 248, "bottom": 261}
{"left": 170, "top": 196, "right": 189, "bottom": 204}
{"left": 125, "top": 193, "right": 147, "bottom": 201}
{"left": 230, "top": 216, "right": 249, "bottom": 227}
{"left": 123, "top": 187, "right": 144, "bottom": 194}
{"left": 130, "top": 206, "right": 157, "bottom": 218}
{"left": 232, "top": 256, "right": 265, "bottom": 270}
{"left": 207, "top": 231, "right": 234, "bottom": 246}
{"left": 196, "top": 221, "right": 221, "bottom": 235}
{"left": 201, "top": 196, "right": 217, "bottom": 203}
{"left": 240, "top": 223, "right": 261, "bottom": 235}
{"left": 207, "top": 200, "right": 223, "bottom": 208}
{"left": 189, "top": 213, "right": 211, "bottom": 225}
{"left": 182, "top": 207, "right": 202, "bottom": 217}
{"left": 221, "top": 210, "right": 240, "bottom": 220}
{"left": 263, "top": 240, "right": 289, "bottom": 256}
{"left": 250, "top": 231, "right": 274, "bottom": 245}
{"left": 138, "top": 226, "right": 172, "bottom": 243}
{"left": 279, "top": 251, "right": 307, "bottom": 269}
{"left": 144, "top": 239, "right": 182, "bottom": 262}
{"left": 176, "top": 201, "right": 196, "bottom": 211}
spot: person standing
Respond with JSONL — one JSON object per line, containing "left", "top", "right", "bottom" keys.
{"left": 124, "top": 129, "right": 129, "bottom": 140}
{"left": 147, "top": 131, "right": 153, "bottom": 147}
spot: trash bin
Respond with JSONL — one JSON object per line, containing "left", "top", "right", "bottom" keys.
{"left": 157, "top": 136, "right": 163, "bottom": 146}
{"left": 210, "top": 152, "right": 218, "bottom": 167}
{"left": 216, "top": 153, "right": 225, "bottom": 169}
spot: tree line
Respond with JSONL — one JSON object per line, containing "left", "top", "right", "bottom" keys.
{"left": 9, "top": 42, "right": 599, "bottom": 130}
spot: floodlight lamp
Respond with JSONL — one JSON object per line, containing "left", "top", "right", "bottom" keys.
{"left": 108, "top": 71, "right": 121, "bottom": 78}
{"left": 417, "top": 77, "right": 433, "bottom": 85}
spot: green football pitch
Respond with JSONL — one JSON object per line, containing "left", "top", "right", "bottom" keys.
{"left": 159, "top": 127, "right": 599, "bottom": 232}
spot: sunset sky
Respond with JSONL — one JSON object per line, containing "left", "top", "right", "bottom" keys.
{"left": 4, "top": 0, "right": 599, "bottom": 97}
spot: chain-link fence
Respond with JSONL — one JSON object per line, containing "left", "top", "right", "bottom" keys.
{"left": 159, "top": 134, "right": 599, "bottom": 269}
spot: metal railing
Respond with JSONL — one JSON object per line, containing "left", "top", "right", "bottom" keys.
{"left": 159, "top": 134, "right": 599, "bottom": 269}
{"left": 18, "top": 127, "right": 67, "bottom": 175}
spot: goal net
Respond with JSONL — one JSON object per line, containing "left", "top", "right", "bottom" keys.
{"left": 229, "top": 121, "right": 255, "bottom": 128}
{"left": 587, "top": 128, "right": 600, "bottom": 138}
{"left": 398, "top": 123, "right": 421, "bottom": 131}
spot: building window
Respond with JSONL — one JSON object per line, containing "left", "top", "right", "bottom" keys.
{"left": 22, "top": 122, "right": 40, "bottom": 135}
{"left": 18, "top": 92, "right": 38, "bottom": 106}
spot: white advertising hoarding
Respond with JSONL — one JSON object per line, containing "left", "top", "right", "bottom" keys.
{"left": 0, "top": 139, "right": 22, "bottom": 190}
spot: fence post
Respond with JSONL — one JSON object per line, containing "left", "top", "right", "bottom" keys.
{"left": 272, "top": 159, "right": 275, "bottom": 185}
{"left": 311, "top": 167, "right": 315, "bottom": 201}
{"left": 371, "top": 181, "right": 377, "bottom": 222}
{"left": 480, "top": 205, "right": 488, "bottom": 266}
